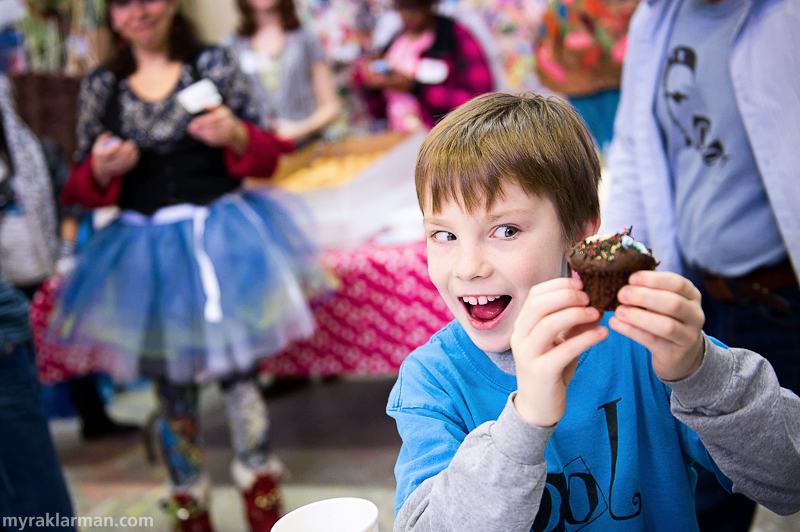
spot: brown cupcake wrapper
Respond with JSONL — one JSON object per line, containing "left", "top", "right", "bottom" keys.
{"left": 577, "top": 270, "right": 635, "bottom": 312}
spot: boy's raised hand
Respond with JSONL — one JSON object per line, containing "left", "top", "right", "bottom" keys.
{"left": 510, "top": 277, "right": 608, "bottom": 428}
{"left": 609, "top": 271, "right": 705, "bottom": 382}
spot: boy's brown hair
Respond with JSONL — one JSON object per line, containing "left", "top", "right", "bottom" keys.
{"left": 416, "top": 92, "right": 601, "bottom": 244}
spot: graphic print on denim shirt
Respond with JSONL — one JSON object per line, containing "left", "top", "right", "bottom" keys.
{"left": 662, "top": 46, "right": 728, "bottom": 167}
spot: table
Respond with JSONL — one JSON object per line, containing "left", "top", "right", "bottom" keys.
{"left": 261, "top": 241, "right": 452, "bottom": 377}
{"left": 260, "top": 131, "right": 454, "bottom": 376}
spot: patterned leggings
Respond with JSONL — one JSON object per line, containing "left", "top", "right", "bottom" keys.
{"left": 156, "top": 374, "right": 271, "bottom": 488}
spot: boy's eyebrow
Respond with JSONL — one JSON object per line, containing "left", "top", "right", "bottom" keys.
{"left": 422, "top": 216, "right": 449, "bottom": 226}
{"left": 423, "top": 209, "right": 533, "bottom": 226}
{"left": 485, "top": 208, "right": 533, "bottom": 222}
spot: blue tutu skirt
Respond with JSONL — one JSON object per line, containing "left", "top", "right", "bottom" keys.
{"left": 49, "top": 190, "right": 325, "bottom": 384}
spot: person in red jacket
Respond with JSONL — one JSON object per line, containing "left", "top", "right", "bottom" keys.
{"left": 54, "top": 0, "right": 325, "bottom": 530}
{"left": 355, "top": 0, "right": 494, "bottom": 132}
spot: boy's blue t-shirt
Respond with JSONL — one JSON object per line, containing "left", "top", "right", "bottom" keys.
{"left": 387, "top": 316, "right": 731, "bottom": 531}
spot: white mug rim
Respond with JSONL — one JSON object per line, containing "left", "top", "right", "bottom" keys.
{"left": 274, "top": 497, "right": 379, "bottom": 532}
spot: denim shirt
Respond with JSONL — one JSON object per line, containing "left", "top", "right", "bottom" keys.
{"left": 601, "top": 0, "right": 800, "bottom": 279}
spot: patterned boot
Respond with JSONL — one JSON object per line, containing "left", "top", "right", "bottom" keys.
{"left": 232, "top": 458, "right": 285, "bottom": 532}
{"left": 161, "top": 477, "right": 215, "bottom": 532}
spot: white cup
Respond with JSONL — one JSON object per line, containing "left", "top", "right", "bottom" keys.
{"left": 176, "top": 79, "right": 223, "bottom": 114}
{"left": 272, "top": 497, "right": 379, "bottom": 532}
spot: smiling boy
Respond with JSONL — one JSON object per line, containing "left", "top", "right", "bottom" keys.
{"left": 387, "top": 93, "right": 800, "bottom": 531}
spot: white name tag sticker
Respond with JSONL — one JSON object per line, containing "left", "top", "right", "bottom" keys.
{"left": 238, "top": 50, "right": 262, "bottom": 74}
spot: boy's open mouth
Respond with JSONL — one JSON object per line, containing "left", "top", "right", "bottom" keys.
{"left": 462, "top": 295, "right": 512, "bottom": 322}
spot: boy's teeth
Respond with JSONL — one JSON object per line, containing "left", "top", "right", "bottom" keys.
{"left": 462, "top": 296, "right": 499, "bottom": 305}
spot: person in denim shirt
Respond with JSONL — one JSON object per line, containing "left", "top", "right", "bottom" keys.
{"left": 601, "top": 0, "right": 800, "bottom": 529}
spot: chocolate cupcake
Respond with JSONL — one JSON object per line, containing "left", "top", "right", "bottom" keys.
{"left": 567, "top": 228, "right": 658, "bottom": 311}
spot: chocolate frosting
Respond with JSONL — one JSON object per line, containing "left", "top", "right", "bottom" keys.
{"left": 567, "top": 228, "right": 658, "bottom": 273}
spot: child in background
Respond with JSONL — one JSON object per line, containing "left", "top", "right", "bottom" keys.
{"left": 387, "top": 93, "right": 800, "bottom": 531}
{"left": 355, "top": 0, "right": 494, "bottom": 133}
{"left": 226, "top": 0, "right": 340, "bottom": 147}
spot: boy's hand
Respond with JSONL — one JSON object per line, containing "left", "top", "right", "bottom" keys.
{"left": 609, "top": 271, "right": 705, "bottom": 382}
{"left": 510, "top": 278, "right": 608, "bottom": 428}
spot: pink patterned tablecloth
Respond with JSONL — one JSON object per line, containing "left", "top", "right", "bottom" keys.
{"left": 261, "top": 240, "right": 453, "bottom": 376}
{"left": 31, "top": 241, "right": 452, "bottom": 384}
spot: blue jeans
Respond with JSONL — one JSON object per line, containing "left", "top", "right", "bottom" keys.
{"left": 695, "top": 282, "right": 800, "bottom": 532}
{"left": 702, "top": 283, "right": 800, "bottom": 393}
{"left": 0, "top": 341, "right": 75, "bottom": 530}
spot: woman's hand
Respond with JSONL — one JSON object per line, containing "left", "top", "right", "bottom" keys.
{"left": 274, "top": 119, "right": 307, "bottom": 141}
{"left": 187, "top": 105, "right": 249, "bottom": 155}
{"left": 91, "top": 132, "right": 140, "bottom": 187}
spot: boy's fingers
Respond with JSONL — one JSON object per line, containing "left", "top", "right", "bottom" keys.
{"left": 515, "top": 326, "right": 607, "bottom": 391}
{"left": 614, "top": 304, "right": 697, "bottom": 347}
{"left": 527, "top": 277, "right": 583, "bottom": 298}
{"left": 608, "top": 316, "right": 703, "bottom": 381}
{"left": 546, "top": 326, "right": 608, "bottom": 370}
{"left": 521, "top": 306, "right": 601, "bottom": 356}
{"left": 513, "top": 285, "right": 589, "bottom": 339}
{"left": 617, "top": 285, "right": 702, "bottom": 327}
{"left": 628, "top": 270, "right": 701, "bottom": 302}
{"left": 560, "top": 315, "right": 604, "bottom": 345}
{"left": 607, "top": 315, "right": 674, "bottom": 355}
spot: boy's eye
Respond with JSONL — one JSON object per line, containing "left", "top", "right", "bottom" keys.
{"left": 431, "top": 231, "right": 456, "bottom": 243}
{"left": 492, "top": 225, "right": 519, "bottom": 239}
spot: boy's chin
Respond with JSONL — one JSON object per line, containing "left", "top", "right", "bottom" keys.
{"left": 458, "top": 320, "right": 512, "bottom": 353}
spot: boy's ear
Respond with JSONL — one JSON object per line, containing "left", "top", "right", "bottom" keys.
{"left": 576, "top": 216, "right": 601, "bottom": 243}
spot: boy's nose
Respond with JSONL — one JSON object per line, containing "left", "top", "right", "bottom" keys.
{"left": 454, "top": 244, "right": 491, "bottom": 280}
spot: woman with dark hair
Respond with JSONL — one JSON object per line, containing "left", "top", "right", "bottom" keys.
{"left": 54, "top": 0, "right": 324, "bottom": 530}
{"left": 355, "top": 0, "right": 494, "bottom": 132}
{"left": 225, "top": 0, "right": 340, "bottom": 147}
